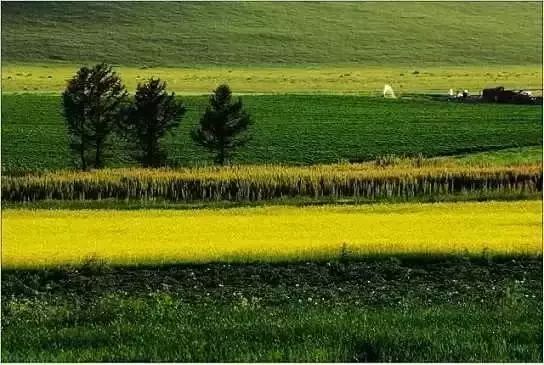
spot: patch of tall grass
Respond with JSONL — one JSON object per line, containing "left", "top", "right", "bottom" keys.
{"left": 3, "top": 161, "right": 541, "bottom": 203}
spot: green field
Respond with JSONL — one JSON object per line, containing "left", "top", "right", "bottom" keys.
{"left": 2, "top": 94, "right": 541, "bottom": 171}
{"left": 2, "top": 1, "right": 542, "bottom": 362}
{"left": 4, "top": 299, "right": 541, "bottom": 362}
{"left": 453, "top": 146, "right": 543, "bottom": 166}
{"left": 2, "top": 2, "right": 541, "bottom": 66}
{"left": 2, "top": 258, "right": 542, "bottom": 362}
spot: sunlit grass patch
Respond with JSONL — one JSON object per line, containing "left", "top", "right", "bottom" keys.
{"left": 2, "top": 65, "right": 542, "bottom": 94}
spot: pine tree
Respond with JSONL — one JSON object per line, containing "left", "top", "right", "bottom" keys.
{"left": 62, "top": 63, "right": 127, "bottom": 169}
{"left": 122, "top": 78, "right": 186, "bottom": 167}
{"left": 192, "top": 84, "right": 251, "bottom": 165}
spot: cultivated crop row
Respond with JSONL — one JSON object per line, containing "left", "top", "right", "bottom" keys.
{"left": 2, "top": 94, "right": 542, "bottom": 171}
{"left": 3, "top": 162, "right": 541, "bottom": 202}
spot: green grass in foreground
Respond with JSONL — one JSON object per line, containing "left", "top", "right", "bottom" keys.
{"left": 2, "top": 65, "right": 542, "bottom": 93}
{"left": 2, "top": 258, "right": 542, "bottom": 362}
{"left": 2, "top": 2, "right": 541, "bottom": 66}
{"left": 2, "top": 299, "right": 541, "bottom": 362}
{"left": 2, "top": 94, "right": 541, "bottom": 171}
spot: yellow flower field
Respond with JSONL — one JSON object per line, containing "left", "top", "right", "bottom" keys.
{"left": 2, "top": 201, "right": 541, "bottom": 268}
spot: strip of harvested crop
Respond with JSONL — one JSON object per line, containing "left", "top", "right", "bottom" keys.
{"left": 2, "top": 163, "right": 542, "bottom": 202}
{"left": 2, "top": 201, "right": 541, "bottom": 268}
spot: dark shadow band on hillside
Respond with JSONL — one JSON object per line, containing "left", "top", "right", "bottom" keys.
{"left": 3, "top": 251, "right": 541, "bottom": 274}
{"left": 348, "top": 144, "right": 543, "bottom": 165}
{"left": 3, "top": 255, "right": 541, "bottom": 308}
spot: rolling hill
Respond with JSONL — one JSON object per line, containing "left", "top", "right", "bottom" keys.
{"left": 2, "top": 2, "right": 542, "bottom": 67}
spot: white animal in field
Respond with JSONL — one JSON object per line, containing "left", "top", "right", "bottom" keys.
{"left": 383, "top": 84, "right": 396, "bottom": 98}
{"left": 448, "top": 89, "right": 454, "bottom": 96}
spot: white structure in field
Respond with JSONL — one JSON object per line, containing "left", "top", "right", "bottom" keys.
{"left": 383, "top": 84, "right": 396, "bottom": 98}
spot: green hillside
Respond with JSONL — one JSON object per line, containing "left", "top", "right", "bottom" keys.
{"left": 2, "top": 94, "right": 541, "bottom": 171}
{"left": 2, "top": 2, "right": 542, "bottom": 67}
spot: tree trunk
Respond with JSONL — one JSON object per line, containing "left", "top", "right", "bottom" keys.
{"left": 95, "top": 141, "right": 102, "bottom": 168}
{"left": 218, "top": 146, "right": 225, "bottom": 166}
{"left": 146, "top": 136, "right": 155, "bottom": 167}
{"left": 80, "top": 143, "right": 87, "bottom": 170}
{"left": 217, "top": 135, "right": 225, "bottom": 165}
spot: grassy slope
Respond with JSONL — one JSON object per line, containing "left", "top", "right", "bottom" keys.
{"left": 453, "top": 146, "right": 543, "bottom": 165}
{"left": 2, "top": 2, "right": 542, "bottom": 66}
{"left": 2, "top": 94, "right": 541, "bottom": 171}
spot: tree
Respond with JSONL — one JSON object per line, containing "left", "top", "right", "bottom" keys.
{"left": 122, "top": 78, "right": 186, "bottom": 167}
{"left": 62, "top": 63, "right": 127, "bottom": 169}
{"left": 192, "top": 84, "right": 252, "bottom": 165}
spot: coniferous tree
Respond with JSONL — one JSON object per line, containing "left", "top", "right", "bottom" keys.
{"left": 192, "top": 84, "right": 251, "bottom": 165}
{"left": 122, "top": 79, "right": 186, "bottom": 167}
{"left": 62, "top": 63, "right": 127, "bottom": 169}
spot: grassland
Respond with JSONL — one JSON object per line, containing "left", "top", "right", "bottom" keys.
{"left": 453, "top": 146, "right": 543, "bottom": 166}
{"left": 2, "top": 2, "right": 541, "bottom": 66}
{"left": 2, "top": 1, "right": 542, "bottom": 361}
{"left": 3, "top": 64, "right": 542, "bottom": 94}
{"left": 3, "top": 299, "right": 541, "bottom": 362}
{"left": 2, "top": 200, "right": 541, "bottom": 268}
{"left": 2, "top": 94, "right": 541, "bottom": 171}
{"left": 2, "top": 258, "right": 542, "bottom": 362}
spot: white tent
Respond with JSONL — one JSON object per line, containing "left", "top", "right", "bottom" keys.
{"left": 383, "top": 84, "right": 396, "bottom": 98}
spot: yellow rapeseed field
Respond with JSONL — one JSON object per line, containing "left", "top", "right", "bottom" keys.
{"left": 2, "top": 201, "right": 541, "bottom": 268}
